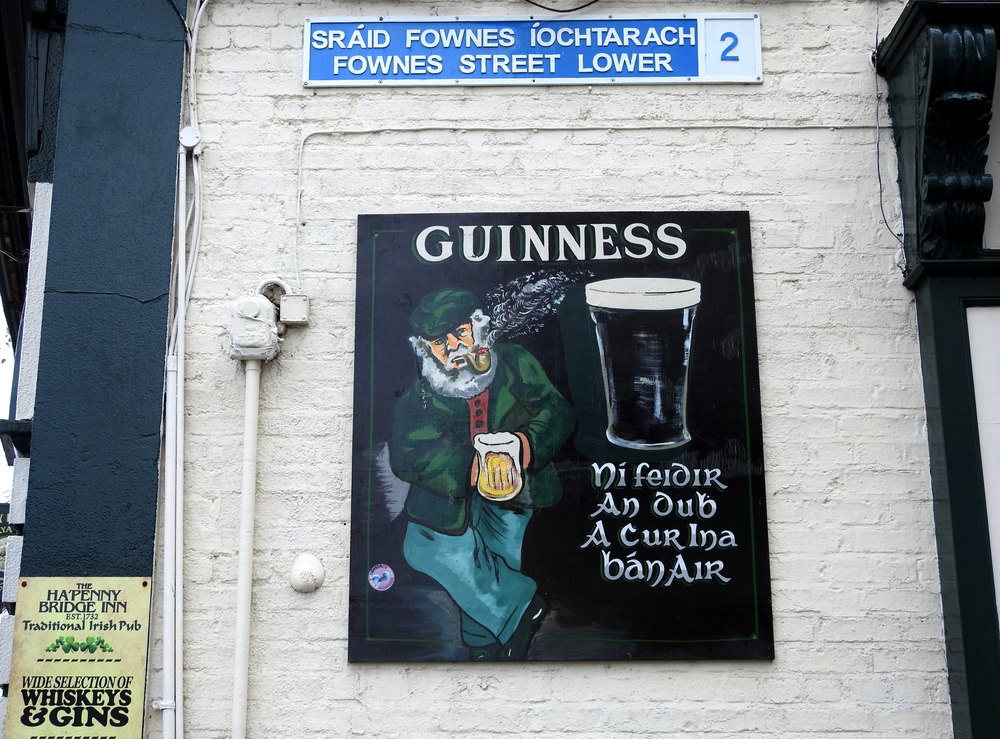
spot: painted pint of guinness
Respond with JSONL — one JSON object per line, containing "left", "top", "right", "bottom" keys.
{"left": 586, "top": 278, "right": 701, "bottom": 449}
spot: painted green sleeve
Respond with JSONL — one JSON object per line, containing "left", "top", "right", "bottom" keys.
{"left": 390, "top": 384, "right": 472, "bottom": 499}
{"left": 504, "top": 345, "right": 575, "bottom": 472}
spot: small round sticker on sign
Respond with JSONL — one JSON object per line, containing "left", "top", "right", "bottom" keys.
{"left": 368, "top": 564, "right": 395, "bottom": 591}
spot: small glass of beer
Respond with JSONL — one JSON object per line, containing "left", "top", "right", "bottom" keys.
{"left": 473, "top": 433, "right": 523, "bottom": 501}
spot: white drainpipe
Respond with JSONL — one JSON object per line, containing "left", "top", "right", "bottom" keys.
{"left": 232, "top": 356, "right": 261, "bottom": 739}
{"left": 228, "top": 279, "right": 308, "bottom": 739}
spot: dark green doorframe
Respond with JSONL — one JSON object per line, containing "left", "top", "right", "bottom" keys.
{"left": 912, "top": 266, "right": 1000, "bottom": 738}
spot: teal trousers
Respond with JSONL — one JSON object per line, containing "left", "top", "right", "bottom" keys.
{"left": 404, "top": 495, "right": 536, "bottom": 646}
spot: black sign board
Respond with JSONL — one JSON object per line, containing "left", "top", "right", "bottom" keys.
{"left": 349, "top": 211, "right": 772, "bottom": 661}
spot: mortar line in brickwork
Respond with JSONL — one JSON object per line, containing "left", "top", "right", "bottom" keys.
{"left": 295, "top": 124, "right": 877, "bottom": 138}
{"left": 293, "top": 121, "right": 880, "bottom": 283}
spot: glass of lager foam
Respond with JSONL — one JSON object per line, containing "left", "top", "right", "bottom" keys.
{"left": 473, "top": 432, "right": 523, "bottom": 501}
{"left": 586, "top": 278, "right": 701, "bottom": 450}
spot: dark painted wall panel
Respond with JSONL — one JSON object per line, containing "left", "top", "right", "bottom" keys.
{"left": 20, "top": 0, "right": 185, "bottom": 576}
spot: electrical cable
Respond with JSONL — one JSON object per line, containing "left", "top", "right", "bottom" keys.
{"left": 875, "top": 93, "right": 903, "bottom": 249}
{"left": 168, "top": 153, "right": 184, "bottom": 354}
{"left": 188, "top": 0, "right": 212, "bottom": 130}
{"left": 0, "top": 248, "right": 28, "bottom": 264}
{"left": 873, "top": 4, "right": 905, "bottom": 255}
{"left": 184, "top": 153, "right": 202, "bottom": 307}
{"left": 160, "top": 0, "right": 187, "bottom": 31}
{"left": 168, "top": 0, "right": 210, "bottom": 351}
{"left": 522, "top": 0, "right": 602, "bottom": 13}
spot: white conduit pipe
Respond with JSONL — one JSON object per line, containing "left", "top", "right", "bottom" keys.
{"left": 159, "top": 3, "right": 211, "bottom": 738}
{"left": 173, "top": 143, "right": 188, "bottom": 739}
{"left": 233, "top": 358, "right": 262, "bottom": 739}
{"left": 162, "top": 348, "right": 177, "bottom": 739}
{"left": 160, "top": 141, "right": 187, "bottom": 739}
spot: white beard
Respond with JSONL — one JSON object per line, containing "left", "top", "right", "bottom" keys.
{"left": 410, "top": 310, "right": 496, "bottom": 400}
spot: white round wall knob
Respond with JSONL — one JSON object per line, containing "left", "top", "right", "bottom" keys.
{"left": 179, "top": 126, "right": 201, "bottom": 149}
{"left": 290, "top": 553, "right": 325, "bottom": 593}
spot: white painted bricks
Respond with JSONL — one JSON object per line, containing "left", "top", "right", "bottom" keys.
{"left": 162, "top": 0, "right": 951, "bottom": 737}
{"left": 9, "top": 458, "right": 29, "bottom": 526}
{"left": 2, "top": 537, "right": 22, "bottom": 605}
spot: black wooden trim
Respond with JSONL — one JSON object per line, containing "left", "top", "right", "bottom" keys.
{"left": 25, "top": 0, "right": 67, "bottom": 183}
{"left": 879, "top": 1, "right": 1000, "bottom": 74}
{"left": 0, "top": 0, "right": 31, "bottom": 343}
{"left": 0, "top": 417, "right": 29, "bottom": 463}
{"left": 903, "top": 257, "right": 1000, "bottom": 288}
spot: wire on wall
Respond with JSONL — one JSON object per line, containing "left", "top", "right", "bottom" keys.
{"left": 522, "top": 0, "right": 602, "bottom": 13}
{"left": 873, "top": 4, "right": 905, "bottom": 256}
{"left": 875, "top": 91, "right": 904, "bottom": 249}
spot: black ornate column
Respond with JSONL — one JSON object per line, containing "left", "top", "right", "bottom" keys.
{"left": 920, "top": 26, "right": 995, "bottom": 257}
{"left": 878, "top": 5, "right": 1000, "bottom": 738}
{"left": 880, "top": 9, "right": 1000, "bottom": 276}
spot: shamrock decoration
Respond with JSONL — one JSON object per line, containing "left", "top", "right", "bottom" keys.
{"left": 45, "top": 635, "right": 113, "bottom": 653}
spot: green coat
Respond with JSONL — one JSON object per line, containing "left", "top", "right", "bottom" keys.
{"left": 390, "top": 344, "right": 575, "bottom": 535}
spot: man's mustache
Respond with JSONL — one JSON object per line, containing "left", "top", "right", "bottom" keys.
{"left": 448, "top": 345, "right": 472, "bottom": 359}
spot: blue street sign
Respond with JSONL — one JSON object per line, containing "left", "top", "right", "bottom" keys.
{"left": 303, "top": 14, "right": 762, "bottom": 87}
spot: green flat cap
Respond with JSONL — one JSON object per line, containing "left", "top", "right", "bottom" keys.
{"left": 410, "top": 289, "right": 480, "bottom": 338}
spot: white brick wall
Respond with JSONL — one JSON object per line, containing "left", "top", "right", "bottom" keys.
{"left": 160, "top": 0, "right": 953, "bottom": 736}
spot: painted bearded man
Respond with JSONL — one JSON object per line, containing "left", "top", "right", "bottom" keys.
{"left": 390, "top": 289, "right": 575, "bottom": 660}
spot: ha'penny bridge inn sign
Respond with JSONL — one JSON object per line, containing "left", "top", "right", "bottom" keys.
{"left": 349, "top": 211, "right": 773, "bottom": 662}
{"left": 4, "top": 577, "right": 152, "bottom": 738}
{"left": 304, "top": 14, "right": 762, "bottom": 86}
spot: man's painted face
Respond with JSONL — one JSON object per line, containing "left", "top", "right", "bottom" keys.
{"left": 427, "top": 322, "right": 475, "bottom": 370}
{"left": 411, "top": 311, "right": 495, "bottom": 400}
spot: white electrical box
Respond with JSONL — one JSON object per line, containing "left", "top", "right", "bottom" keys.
{"left": 280, "top": 294, "right": 310, "bottom": 325}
